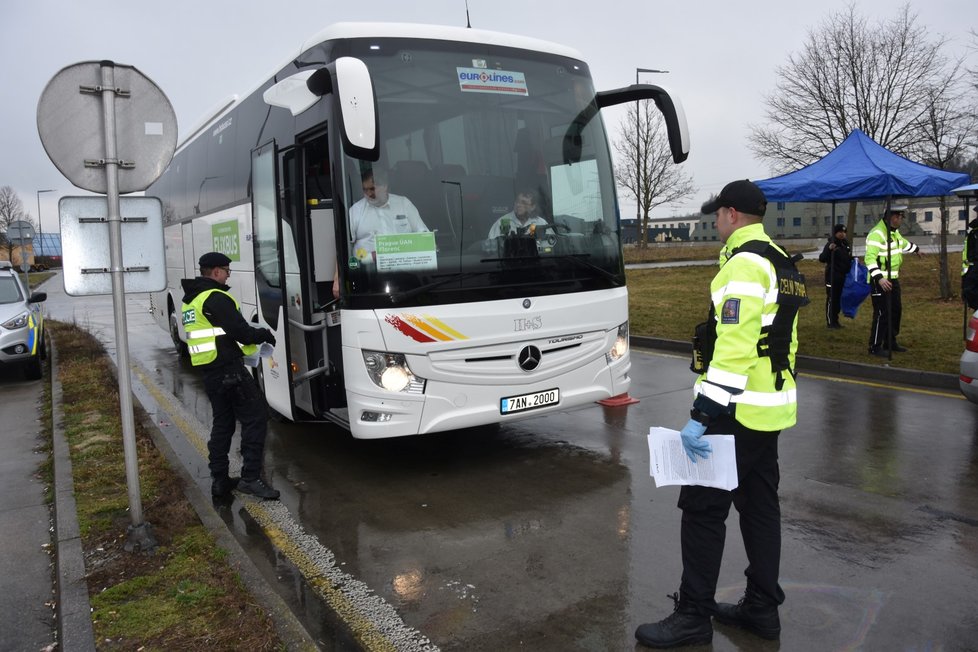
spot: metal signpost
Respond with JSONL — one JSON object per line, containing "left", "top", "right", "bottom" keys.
{"left": 37, "top": 60, "right": 177, "bottom": 553}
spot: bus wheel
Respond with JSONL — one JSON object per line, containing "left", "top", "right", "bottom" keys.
{"left": 169, "top": 310, "right": 189, "bottom": 358}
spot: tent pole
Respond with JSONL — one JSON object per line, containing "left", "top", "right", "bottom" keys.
{"left": 884, "top": 198, "right": 893, "bottom": 362}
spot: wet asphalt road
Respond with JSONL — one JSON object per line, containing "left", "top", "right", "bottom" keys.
{"left": 40, "top": 273, "right": 978, "bottom": 651}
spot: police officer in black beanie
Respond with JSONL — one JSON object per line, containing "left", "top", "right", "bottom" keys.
{"left": 818, "top": 223, "right": 852, "bottom": 328}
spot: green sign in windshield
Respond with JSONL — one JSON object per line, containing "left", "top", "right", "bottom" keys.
{"left": 376, "top": 233, "right": 437, "bottom": 271}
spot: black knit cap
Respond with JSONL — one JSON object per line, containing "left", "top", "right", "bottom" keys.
{"left": 199, "top": 251, "right": 232, "bottom": 268}
{"left": 701, "top": 179, "right": 767, "bottom": 217}
{"left": 833, "top": 224, "right": 847, "bottom": 234}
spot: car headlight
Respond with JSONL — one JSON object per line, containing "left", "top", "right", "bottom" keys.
{"left": 607, "top": 321, "right": 629, "bottom": 362}
{"left": 2, "top": 311, "right": 30, "bottom": 330}
{"left": 362, "top": 351, "right": 426, "bottom": 393}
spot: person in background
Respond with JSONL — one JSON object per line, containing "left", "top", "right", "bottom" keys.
{"left": 865, "top": 204, "right": 921, "bottom": 357}
{"left": 961, "top": 207, "right": 978, "bottom": 310}
{"left": 348, "top": 167, "right": 429, "bottom": 262}
{"left": 635, "top": 180, "right": 804, "bottom": 648}
{"left": 818, "top": 224, "right": 852, "bottom": 328}
{"left": 181, "top": 252, "right": 280, "bottom": 500}
{"left": 487, "top": 189, "right": 548, "bottom": 238}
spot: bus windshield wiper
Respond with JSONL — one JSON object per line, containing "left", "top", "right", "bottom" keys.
{"left": 550, "top": 254, "right": 621, "bottom": 283}
{"left": 389, "top": 271, "right": 491, "bottom": 303}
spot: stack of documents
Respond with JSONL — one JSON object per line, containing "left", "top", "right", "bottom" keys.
{"left": 647, "top": 427, "right": 739, "bottom": 490}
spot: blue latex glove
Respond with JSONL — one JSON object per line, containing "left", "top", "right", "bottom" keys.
{"left": 680, "top": 419, "right": 712, "bottom": 463}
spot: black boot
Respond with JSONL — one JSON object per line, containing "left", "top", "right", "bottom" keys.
{"left": 635, "top": 593, "right": 712, "bottom": 648}
{"left": 211, "top": 475, "right": 239, "bottom": 497}
{"left": 714, "top": 594, "right": 780, "bottom": 640}
{"left": 236, "top": 477, "right": 280, "bottom": 500}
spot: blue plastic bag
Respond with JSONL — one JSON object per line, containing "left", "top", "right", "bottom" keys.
{"left": 841, "top": 259, "right": 871, "bottom": 318}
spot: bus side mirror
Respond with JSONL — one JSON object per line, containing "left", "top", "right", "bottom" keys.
{"left": 263, "top": 57, "right": 380, "bottom": 162}
{"left": 562, "top": 83, "right": 690, "bottom": 165}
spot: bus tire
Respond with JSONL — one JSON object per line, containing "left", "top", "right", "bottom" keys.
{"left": 169, "top": 310, "right": 189, "bottom": 358}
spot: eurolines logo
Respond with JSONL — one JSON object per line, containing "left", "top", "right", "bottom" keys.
{"left": 456, "top": 67, "right": 528, "bottom": 96}
{"left": 459, "top": 70, "right": 516, "bottom": 84}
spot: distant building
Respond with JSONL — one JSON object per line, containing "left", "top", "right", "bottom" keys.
{"left": 688, "top": 197, "right": 975, "bottom": 241}
{"left": 621, "top": 217, "right": 693, "bottom": 243}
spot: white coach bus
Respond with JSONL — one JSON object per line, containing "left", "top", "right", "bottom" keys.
{"left": 149, "top": 22, "right": 689, "bottom": 438}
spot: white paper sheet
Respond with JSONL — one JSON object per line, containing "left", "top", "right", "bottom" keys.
{"left": 647, "top": 426, "right": 739, "bottom": 490}
{"left": 242, "top": 342, "right": 275, "bottom": 368}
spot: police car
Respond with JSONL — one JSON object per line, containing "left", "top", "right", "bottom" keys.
{"left": 0, "top": 261, "right": 47, "bottom": 379}
{"left": 960, "top": 308, "right": 978, "bottom": 404}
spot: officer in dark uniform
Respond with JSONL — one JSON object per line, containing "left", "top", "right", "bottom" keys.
{"left": 181, "top": 252, "right": 280, "bottom": 500}
{"left": 818, "top": 224, "right": 852, "bottom": 328}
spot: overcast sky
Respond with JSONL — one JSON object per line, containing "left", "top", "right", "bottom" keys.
{"left": 3, "top": 0, "right": 975, "bottom": 233}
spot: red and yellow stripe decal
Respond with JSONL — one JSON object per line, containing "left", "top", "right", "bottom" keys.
{"left": 384, "top": 313, "right": 468, "bottom": 343}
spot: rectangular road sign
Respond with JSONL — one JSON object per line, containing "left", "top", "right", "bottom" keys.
{"left": 59, "top": 196, "right": 166, "bottom": 295}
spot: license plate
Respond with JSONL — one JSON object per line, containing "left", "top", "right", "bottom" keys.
{"left": 500, "top": 388, "right": 559, "bottom": 414}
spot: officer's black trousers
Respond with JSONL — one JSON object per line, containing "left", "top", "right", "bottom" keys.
{"left": 203, "top": 363, "right": 268, "bottom": 482}
{"left": 824, "top": 276, "right": 844, "bottom": 326}
{"left": 677, "top": 415, "right": 785, "bottom": 614}
{"left": 869, "top": 278, "right": 902, "bottom": 351}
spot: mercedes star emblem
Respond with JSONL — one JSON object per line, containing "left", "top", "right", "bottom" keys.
{"left": 518, "top": 345, "right": 541, "bottom": 371}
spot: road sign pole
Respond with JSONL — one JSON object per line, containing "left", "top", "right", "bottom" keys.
{"left": 99, "top": 61, "right": 155, "bottom": 552}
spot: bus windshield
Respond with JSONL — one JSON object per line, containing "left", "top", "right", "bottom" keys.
{"left": 336, "top": 38, "right": 623, "bottom": 308}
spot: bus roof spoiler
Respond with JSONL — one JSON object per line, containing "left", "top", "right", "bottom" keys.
{"left": 263, "top": 57, "right": 379, "bottom": 161}
{"left": 563, "top": 83, "right": 690, "bottom": 165}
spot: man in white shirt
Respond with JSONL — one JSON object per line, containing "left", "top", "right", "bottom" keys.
{"left": 348, "top": 167, "right": 429, "bottom": 262}
{"left": 487, "top": 190, "right": 549, "bottom": 238}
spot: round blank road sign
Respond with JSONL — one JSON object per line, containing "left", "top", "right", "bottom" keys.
{"left": 36, "top": 61, "right": 177, "bottom": 194}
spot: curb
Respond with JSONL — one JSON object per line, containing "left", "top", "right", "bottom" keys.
{"left": 49, "top": 337, "right": 97, "bottom": 652}
{"left": 630, "top": 335, "right": 958, "bottom": 391}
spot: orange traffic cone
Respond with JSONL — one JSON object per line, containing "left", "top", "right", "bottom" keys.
{"left": 597, "top": 392, "right": 639, "bottom": 407}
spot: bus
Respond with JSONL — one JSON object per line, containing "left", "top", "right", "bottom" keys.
{"left": 149, "top": 22, "right": 689, "bottom": 438}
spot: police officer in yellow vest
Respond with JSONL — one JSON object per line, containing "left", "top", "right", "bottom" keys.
{"left": 961, "top": 207, "right": 978, "bottom": 309}
{"left": 865, "top": 204, "right": 921, "bottom": 356}
{"left": 181, "top": 252, "right": 279, "bottom": 500}
{"left": 637, "top": 180, "right": 805, "bottom": 648}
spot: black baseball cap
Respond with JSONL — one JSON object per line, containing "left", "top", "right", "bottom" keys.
{"left": 199, "top": 251, "right": 232, "bottom": 268}
{"left": 701, "top": 179, "right": 767, "bottom": 217}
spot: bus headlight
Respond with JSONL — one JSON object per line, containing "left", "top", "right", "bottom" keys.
{"left": 607, "top": 322, "right": 629, "bottom": 362}
{"left": 362, "top": 351, "right": 427, "bottom": 394}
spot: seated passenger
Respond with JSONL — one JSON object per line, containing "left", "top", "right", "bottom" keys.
{"left": 348, "top": 167, "right": 429, "bottom": 261}
{"left": 487, "top": 190, "right": 549, "bottom": 238}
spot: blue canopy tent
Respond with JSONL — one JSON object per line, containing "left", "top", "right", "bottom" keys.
{"left": 755, "top": 129, "right": 969, "bottom": 201}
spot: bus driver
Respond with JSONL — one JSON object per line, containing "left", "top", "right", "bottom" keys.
{"left": 348, "top": 167, "right": 429, "bottom": 262}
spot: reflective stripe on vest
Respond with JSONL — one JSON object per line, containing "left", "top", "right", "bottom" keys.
{"left": 181, "top": 289, "right": 257, "bottom": 366}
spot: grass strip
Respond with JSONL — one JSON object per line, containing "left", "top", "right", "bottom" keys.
{"left": 627, "top": 253, "right": 964, "bottom": 374}
{"left": 48, "top": 320, "right": 283, "bottom": 651}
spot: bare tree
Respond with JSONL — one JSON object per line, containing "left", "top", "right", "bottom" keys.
{"left": 614, "top": 100, "right": 695, "bottom": 248}
{"left": 0, "top": 186, "right": 36, "bottom": 264}
{"left": 750, "top": 3, "right": 960, "bottom": 171}
{"left": 913, "top": 79, "right": 978, "bottom": 299}
{"left": 750, "top": 3, "right": 974, "bottom": 291}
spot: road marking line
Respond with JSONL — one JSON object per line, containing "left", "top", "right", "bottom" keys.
{"left": 636, "top": 351, "right": 962, "bottom": 399}
{"left": 132, "top": 364, "right": 438, "bottom": 652}
{"left": 798, "top": 372, "right": 963, "bottom": 399}
{"left": 246, "top": 501, "right": 437, "bottom": 652}
{"left": 134, "top": 366, "right": 210, "bottom": 457}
